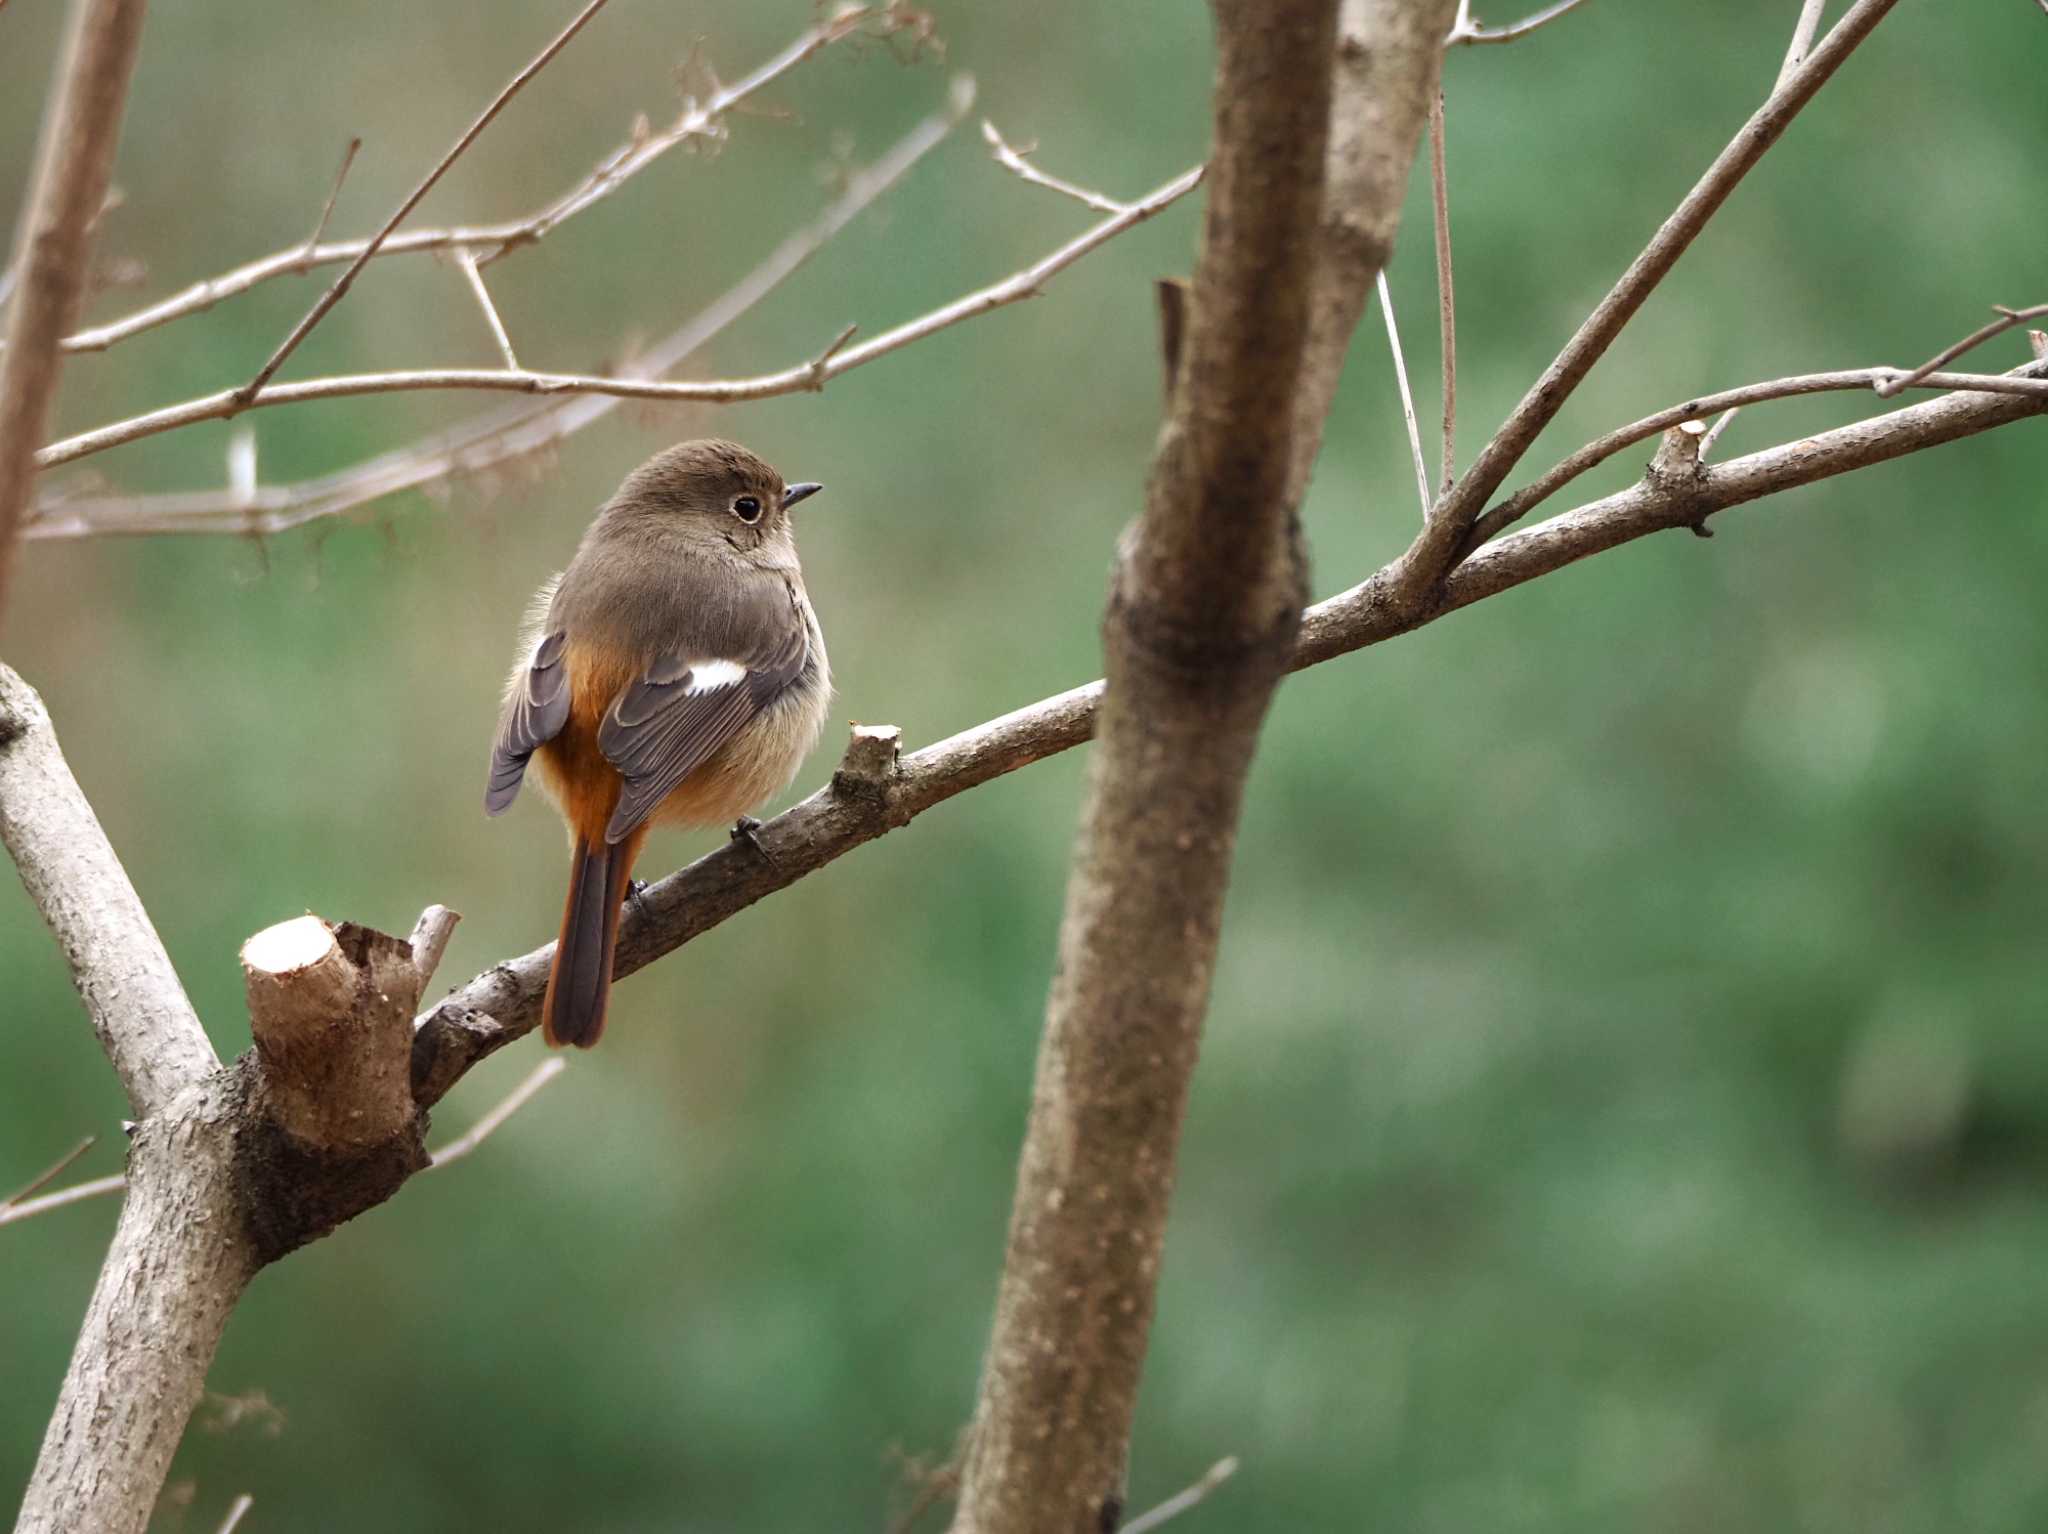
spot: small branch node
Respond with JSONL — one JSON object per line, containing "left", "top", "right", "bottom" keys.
{"left": 833, "top": 723, "right": 902, "bottom": 794}
{"left": 806, "top": 321, "right": 859, "bottom": 389}
{"left": 1647, "top": 418, "right": 1709, "bottom": 485}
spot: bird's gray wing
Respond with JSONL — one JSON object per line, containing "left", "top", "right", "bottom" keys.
{"left": 597, "top": 615, "right": 809, "bottom": 844}
{"left": 484, "top": 629, "right": 571, "bottom": 815}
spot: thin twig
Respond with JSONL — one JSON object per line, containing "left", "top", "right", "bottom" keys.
{"left": 237, "top": 0, "right": 615, "bottom": 401}
{"left": 1872, "top": 302, "right": 2048, "bottom": 397}
{"left": 1776, "top": 0, "right": 1830, "bottom": 91}
{"left": 3, "top": 1136, "right": 97, "bottom": 1207}
{"left": 979, "top": 120, "right": 1130, "bottom": 214}
{"left": 0, "top": 1173, "right": 127, "bottom": 1228}
{"left": 455, "top": 250, "right": 520, "bottom": 370}
{"left": 1428, "top": 88, "right": 1455, "bottom": 494}
{"left": 409, "top": 361, "right": 2048, "bottom": 1101}
{"left": 1698, "top": 406, "right": 1738, "bottom": 459}
{"left": 216, "top": 1494, "right": 254, "bottom": 1534}
{"left": 1446, "top": 0, "right": 1592, "bottom": 45}
{"left": 1376, "top": 270, "right": 1432, "bottom": 520}
{"left": 28, "top": 85, "right": 973, "bottom": 539}
{"left": 0, "top": 0, "right": 149, "bottom": 625}
{"left": 304, "top": 138, "right": 362, "bottom": 256}
{"left": 50, "top": 13, "right": 889, "bottom": 356}
{"left": 1122, "top": 1458, "right": 1241, "bottom": 1534}
{"left": 2, "top": 1057, "right": 570, "bottom": 1227}
{"left": 38, "top": 159, "right": 1203, "bottom": 474}
{"left": 427, "top": 1059, "right": 567, "bottom": 1168}
{"left": 1464, "top": 362, "right": 2048, "bottom": 548}
{"left": 1407, "top": 0, "right": 1902, "bottom": 591}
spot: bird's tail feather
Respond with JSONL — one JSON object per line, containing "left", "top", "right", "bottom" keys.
{"left": 542, "top": 834, "right": 636, "bottom": 1048}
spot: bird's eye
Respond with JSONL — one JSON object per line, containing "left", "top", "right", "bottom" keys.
{"left": 731, "top": 495, "right": 762, "bottom": 524}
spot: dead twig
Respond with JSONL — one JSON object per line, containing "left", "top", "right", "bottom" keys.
{"left": 979, "top": 119, "right": 1131, "bottom": 214}
{"left": 3, "top": 1136, "right": 97, "bottom": 1208}
{"left": 1445, "top": 0, "right": 1592, "bottom": 46}
{"left": 38, "top": 157, "right": 1203, "bottom": 474}
{"left": 1428, "top": 87, "right": 1456, "bottom": 494}
{"left": 237, "top": 0, "right": 616, "bottom": 401}
{"left": 1122, "top": 1458, "right": 1241, "bottom": 1534}
{"left": 1375, "top": 270, "right": 1432, "bottom": 520}
{"left": 1872, "top": 302, "right": 2048, "bottom": 397}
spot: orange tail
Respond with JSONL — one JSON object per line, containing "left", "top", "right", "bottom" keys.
{"left": 542, "top": 833, "right": 640, "bottom": 1048}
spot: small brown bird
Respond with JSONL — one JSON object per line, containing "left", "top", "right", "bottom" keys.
{"left": 486, "top": 439, "right": 832, "bottom": 1048}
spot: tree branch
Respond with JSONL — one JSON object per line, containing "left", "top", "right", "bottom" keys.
{"left": 0, "top": 0, "right": 149, "bottom": 624}
{"left": 0, "top": 664, "right": 217, "bottom": 1118}
{"left": 410, "top": 360, "right": 2048, "bottom": 1111}
{"left": 234, "top": 0, "right": 616, "bottom": 401}
{"left": 45, "top": 10, "right": 898, "bottom": 356}
{"left": 1397, "top": 0, "right": 1902, "bottom": 603}
{"left": 26, "top": 85, "right": 972, "bottom": 539}
{"left": 35, "top": 154, "right": 1200, "bottom": 476}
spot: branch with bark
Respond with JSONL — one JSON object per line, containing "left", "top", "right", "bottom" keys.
{"left": 7, "top": 0, "right": 2046, "bottom": 1529}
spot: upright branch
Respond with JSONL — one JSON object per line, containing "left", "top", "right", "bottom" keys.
{"left": 949, "top": 3, "right": 1451, "bottom": 1529}
{"left": 0, "top": 0, "right": 148, "bottom": 624}
{"left": 1397, "top": 0, "right": 1902, "bottom": 599}
{"left": 0, "top": 664, "right": 215, "bottom": 1117}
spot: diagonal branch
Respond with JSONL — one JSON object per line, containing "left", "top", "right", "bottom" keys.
{"left": 411, "top": 359, "right": 2048, "bottom": 1107}
{"left": 1395, "top": 0, "right": 1902, "bottom": 603}
{"left": 1463, "top": 362, "right": 2048, "bottom": 549}
{"left": 234, "top": 0, "right": 615, "bottom": 401}
{"left": 48, "top": 10, "right": 899, "bottom": 356}
{"left": 35, "top": 156, "right": 1201, "bottom": 474}
{"left": 0, "top": 664, "right": 217, "bottom": 1118}
{"left": 0, "top": 0, "right": 149, "bottom": 626}
{"left": 1444, "top": 0, "right": 1591, "bottom": 46}
{"left": 27, "top": 85, "right": 972, "bottom": 540}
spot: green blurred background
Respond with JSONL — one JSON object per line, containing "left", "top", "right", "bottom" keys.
{"left": 6, "top": 2, "right": 2046, "bottom": 1529}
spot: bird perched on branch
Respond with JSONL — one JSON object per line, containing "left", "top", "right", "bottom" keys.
{"left": 485, "top": 439, "right": 831, "bottom": 1047}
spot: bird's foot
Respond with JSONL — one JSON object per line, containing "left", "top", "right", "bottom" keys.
{"left": 729, "top": 815, "right": 780, "bottom": 870}
{"left": 623, "top": 877, "right": 652, "bottom": 921}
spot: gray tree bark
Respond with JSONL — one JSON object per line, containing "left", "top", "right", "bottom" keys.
{"left": 949, "top": 4, "right": 1456, "bottom": 1530}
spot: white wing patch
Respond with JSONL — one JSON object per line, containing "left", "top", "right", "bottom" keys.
{"left": 688, "top": 659, "right": 748, "bottom": 693}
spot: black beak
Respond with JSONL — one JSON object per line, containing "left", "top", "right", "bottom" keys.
{"left": 782, "top": 481, "right": 824, "bottom": 510}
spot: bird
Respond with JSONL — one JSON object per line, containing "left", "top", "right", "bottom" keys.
{"left": 485, "top": 439, "right": 832, "bottom": 1048}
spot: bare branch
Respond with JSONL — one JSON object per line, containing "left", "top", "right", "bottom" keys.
{"left": 1872, "top": 302, "right": 2048, "bottom": 397}
{"left": 412, "top": 362, "right": 2048, "bottom": 1102}
{"left": 1777, "top": 0, "right": 1830, "bottom": 91}
{"left": 408, "top": 903, "right": 461, "bottom": 989}
{"left": 1122, "top": 1458, "right": 1241, "bottom": 1534}
{"left": 1429, "top": 87, "right": 1456, "bottom": 493}
{"left": 236, "top": 0, "right": 616, "bottom": 401}
{"left": 454, "top": 249, "right": 520, "bottom": 370}
{"left": 1698, "top": 405, "right": 1738, "bottom": 459}
{"left": 303, "top": 137, "right": 362, "bottom": 256}
{"left": 1376, "top": 270, "right": 1432, "bottom": 519}
{"left": 1446, "top": 0, "right": 1591, "bottom": 46}
{"left": 216, "top": 1494, "right": 254, "bottom": 1534}
{"left": 1403, "top": 0, "right": 1902, "bottom": 600}
{"left": 2, "top": 1049, "right": 557, "bottom": 1229}
{"left": 0, "top": 1171, "right": 127, "bottom": 1229}
{"left": 1464, "top": 363, "right": 2048, "bottom": 549}
{"left": 428, "top": 1059, "right": 567, "bottom": 1168}
{"left": 980, "top": 119, "right": 1131, "bottom": 213}
{"left": 3, "top": 1136, "right": 97, "bottom": 1208}
{"left": 0, "top": 665, "right": 218, "bottom": 1117}
{"left": 36, "top": 156, "right": 1201, "bottom": 476}
{"left": 51, "top": 12, "right": 893, "bottom": 355}
{"left": 0, "top": 0, "right": 149, "bottom": 623}
{"left": 29, "top": 86, "right": 972, "bottom": 539}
